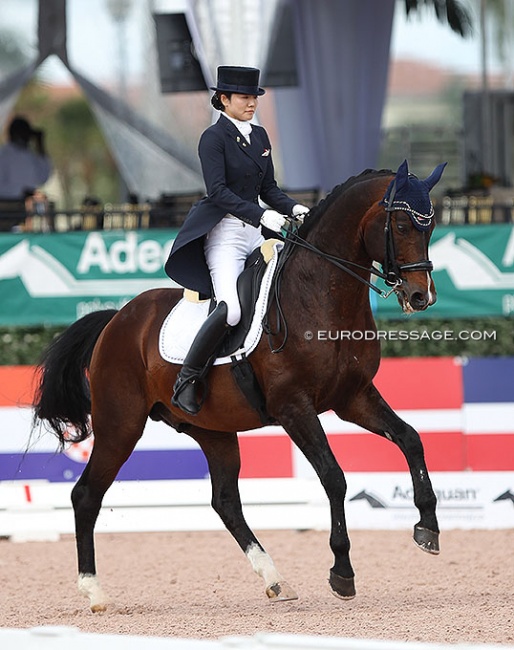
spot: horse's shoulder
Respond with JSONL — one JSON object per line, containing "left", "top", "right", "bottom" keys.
{"left": 128, "top": 287, "right": 182, "bottom": 312}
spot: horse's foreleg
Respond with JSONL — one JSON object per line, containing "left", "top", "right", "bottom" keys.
{"left": 273, "top": 406, "right": 356, "bottom": 600}
{"left": 338, "top": 383, "right": 439, "bottom": 553}
{"left": 189, "top": 428, "right": 298, "bottom": 602}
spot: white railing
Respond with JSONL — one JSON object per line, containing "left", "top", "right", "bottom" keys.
{"left": 0, "top": 628, "right": 509, "bottom": 650}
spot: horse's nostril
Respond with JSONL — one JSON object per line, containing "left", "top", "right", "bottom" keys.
{"left": 410, "top": 292, "right": 428, "bottom": 309}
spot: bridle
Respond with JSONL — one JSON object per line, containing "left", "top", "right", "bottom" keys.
{"left": 263, "top": 180, "right": 434, "bottom": 353}
{"left": 382, "top": 178, "right": 434, "bottom": 288}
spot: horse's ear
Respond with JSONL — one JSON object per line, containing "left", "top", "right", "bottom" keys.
{"left": 424, "top": 162, "right": 447, "bottom": 191}
{"left": 394, "top": 159, "right": 410, "bottom": 192}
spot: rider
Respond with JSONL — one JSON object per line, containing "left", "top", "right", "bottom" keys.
{"left": 165, "top": 65, "right": 309, "bottom": 415}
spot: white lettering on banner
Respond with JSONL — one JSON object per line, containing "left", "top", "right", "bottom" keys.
{"left": 77, "top": 232, "right": 110, "bottom": 273}
{"left": 139, "top": 240, "right": 165, "bottom": 273}
{"left": 77, "top": 233, "right": 172, "bottom": 275}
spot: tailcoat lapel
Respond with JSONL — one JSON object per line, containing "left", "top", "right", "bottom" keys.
{"left": 220, "top": 117, "right": 266, "bottom": 172}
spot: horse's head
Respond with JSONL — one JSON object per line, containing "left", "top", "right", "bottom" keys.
{"left": 363, "top": 160, "right": 446, "bottom": 313}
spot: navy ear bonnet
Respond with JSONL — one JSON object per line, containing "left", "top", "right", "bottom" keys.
{"left": 380, "top": 160, "right": 447, "bottom": 231}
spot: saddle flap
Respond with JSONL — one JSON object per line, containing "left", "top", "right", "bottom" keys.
{"left": 218, "top": 249, "right": 267, "bottom": 356}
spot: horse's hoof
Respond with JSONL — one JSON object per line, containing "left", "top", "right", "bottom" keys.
{"left": 266, "top": 581, "right": 299, "bottom": 602}
{"left": 329, "top": 570, "right": 356, "bottom": 600}
{"left": 413, "top": 525, "right": 440, "bottom": 555}
{"left": 78, "top": 574, "right": 109, "bottom": 612}
{"left": 90, "top": 603, "right": 108, "bottom": 613}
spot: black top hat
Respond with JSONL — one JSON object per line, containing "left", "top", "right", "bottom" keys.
{"left": 210, "top": 66, "right": 265, "bottom": 96}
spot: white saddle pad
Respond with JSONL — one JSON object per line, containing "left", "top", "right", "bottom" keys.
{"left": 159, "top": 241, "right": 283, "bottom": 366}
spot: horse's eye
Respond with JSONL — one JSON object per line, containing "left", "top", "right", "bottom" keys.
{"left": 396, "top": 221, "right": 408, "bottom": 234}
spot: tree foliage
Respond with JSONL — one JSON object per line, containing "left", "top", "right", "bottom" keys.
{"left": 11, "top": 83, "right": 119, "bottom": 208}
{"left": 404, "top": 0, "right": 474, "bottom": 37}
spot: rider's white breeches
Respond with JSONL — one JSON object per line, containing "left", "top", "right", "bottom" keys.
{"left": 204, "top": 215, "right": 264, "bottom": 326}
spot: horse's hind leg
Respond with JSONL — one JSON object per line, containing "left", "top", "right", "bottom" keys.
{"left": 339, "top": 383, "right": 439, "bottom": 553}
{"left": 72, "top": 408, "right": 147, "bottom": 611}
{"left": 188, "top": 427, "right": 298, "bottom": 602}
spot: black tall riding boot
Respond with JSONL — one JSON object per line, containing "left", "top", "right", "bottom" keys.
{"left": 171, "top": 302, "right": 231, "bottom": 415}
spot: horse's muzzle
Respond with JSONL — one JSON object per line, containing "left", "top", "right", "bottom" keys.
{"left": 397, "top": 281, "right": 437, "bottom": 313}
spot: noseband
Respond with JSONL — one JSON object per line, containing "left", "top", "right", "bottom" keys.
{"left": 382, "top": 179, "right": 434, "bottom": 288}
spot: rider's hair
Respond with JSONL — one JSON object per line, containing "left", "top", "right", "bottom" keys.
{"left": 211, "top": 91, "right": 232, "bottom": 111}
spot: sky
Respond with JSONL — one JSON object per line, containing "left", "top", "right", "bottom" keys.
{"left": 0, "top": 0, "right": 505, "bottom": 85}
{"left": 391, "top": 0, "right": 502, "bottom": 75}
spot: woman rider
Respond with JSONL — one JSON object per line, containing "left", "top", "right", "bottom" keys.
{"left": 165, "top": 66, "right": 309, "bottom": 415}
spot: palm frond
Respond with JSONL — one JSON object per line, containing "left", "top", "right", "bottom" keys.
{"left": 403, "top": 0, "right": 473, "bottom": 38}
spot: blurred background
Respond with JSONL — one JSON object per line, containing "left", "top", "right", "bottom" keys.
{"left": 0, "top": 0, "right": 511, "bottom": 215}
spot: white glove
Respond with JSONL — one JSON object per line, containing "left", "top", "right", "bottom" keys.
{"left": 292, "top": 204, "right": 310, "bottom": 223}
{"left": 260, "top": 209, "right": 286, "bottom": 232}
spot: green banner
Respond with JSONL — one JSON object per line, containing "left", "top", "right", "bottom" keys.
{"left": 1, "top": 225, "right": 514, "bottom": 326}
{"left": 0, "top": 230, "right": 179, "bottom": 325}
{"left": 375, "top": 224, "right": 514, "bottom": 319}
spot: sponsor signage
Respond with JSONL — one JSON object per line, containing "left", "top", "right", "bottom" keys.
{"left": 1, "top": 225, "right": 514, "bottom": 325}
{"left": 0, "top": 230, "right": 179, "bottom": 325}
{"left": 343, "top": 471, "right": 514, "bottom": 530}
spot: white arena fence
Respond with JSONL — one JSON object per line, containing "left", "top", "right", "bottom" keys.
{"left": 0, "top": 627, "right": 510, "bottom": 650}
{"left": 1, "top": 473, "right": 513, "bottom": 542}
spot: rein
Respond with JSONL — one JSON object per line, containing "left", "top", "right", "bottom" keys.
{"left": 263, "top": 226, "right": 391, "bottom": 354}
{"left": 263, "top": 189, "right": 433, "bottom": 353}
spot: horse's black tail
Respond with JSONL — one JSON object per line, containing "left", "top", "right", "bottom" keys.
{"left": 32, "top": 309, "right": 118, "bottom": 448}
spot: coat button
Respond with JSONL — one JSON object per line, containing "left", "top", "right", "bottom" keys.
{"left": 258, "top": 172, "right": 263, "bottom": 178}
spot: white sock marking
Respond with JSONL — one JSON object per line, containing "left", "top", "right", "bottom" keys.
{"left": 246, "top": 543, "right": 284, "bottom": 587}
{"left": 78, "top": 573, "right": 108, "bottom": 609}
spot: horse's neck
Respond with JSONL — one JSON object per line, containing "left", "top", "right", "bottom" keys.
{"left": 308, "top": 202, "right": 373, "bottom": 281}
{"left": 286, "top": 206, "right": 374, "bottom": 322}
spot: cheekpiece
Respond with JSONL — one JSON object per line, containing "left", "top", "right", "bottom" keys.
{"left": 380, "top": 159, "right": 447, "bottom": 231}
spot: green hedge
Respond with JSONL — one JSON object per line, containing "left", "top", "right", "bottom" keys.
{"left": 0, "top": 326, "right": 63, "bottom": 366}
{"left": 0, "top": 316, "right": 512, "bottom": 366}
{"left": 374, "top": 317, "right": 512, "bottom": 358}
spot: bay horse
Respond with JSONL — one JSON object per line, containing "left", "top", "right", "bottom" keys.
{"left": 33, "top": 162, "right": 443, "bottom": 612}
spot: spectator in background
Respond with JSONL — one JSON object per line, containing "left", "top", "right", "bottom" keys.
{"left": 0, "top": 115, "right": 52, "bottom": 200}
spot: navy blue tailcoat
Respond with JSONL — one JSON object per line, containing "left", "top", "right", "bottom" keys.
{"left": 164, "top": 115, "right": 297, "bottom": 297}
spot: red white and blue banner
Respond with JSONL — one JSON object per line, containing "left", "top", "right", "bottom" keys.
{"left": 1, "top": 358, "right": 513, "bottom": 533}
{"left": 1, "top": 357, "right": 514, "bottom": 481}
